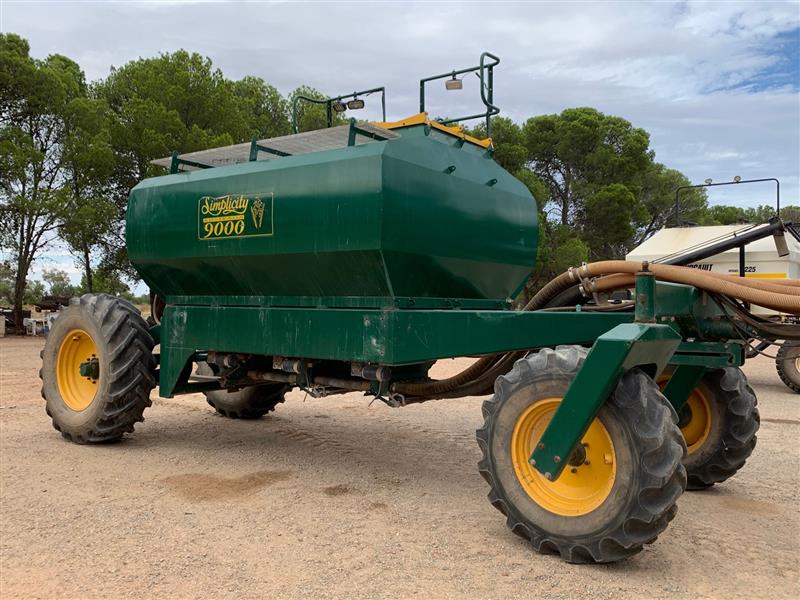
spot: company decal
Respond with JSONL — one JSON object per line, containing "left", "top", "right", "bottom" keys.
{"left": 197, "top": 193, "right": 273, "bottom": 240}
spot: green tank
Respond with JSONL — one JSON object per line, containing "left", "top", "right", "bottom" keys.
{"left": 40, "top": 53, "right": 766, "bottom": 566}
{"left": 126, "top": 118, "right": 538, "bottom": 305}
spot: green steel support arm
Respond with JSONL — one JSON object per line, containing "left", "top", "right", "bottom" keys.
{"left": 530, "top": 322, "right": 682, "bottom": 481}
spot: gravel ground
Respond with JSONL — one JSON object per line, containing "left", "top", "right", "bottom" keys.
{"left": 1, "top": 335, "right": 798, "bottom": 599}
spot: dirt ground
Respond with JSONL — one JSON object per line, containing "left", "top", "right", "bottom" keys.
{"left": 1, "top": 335, "right": 798, "bottom": 599}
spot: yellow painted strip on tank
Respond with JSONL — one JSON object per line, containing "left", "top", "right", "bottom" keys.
{"left": 373, "top": 112, "right": 430, "bottom": 129}
{"left": 744, "top": 273, "right": 787, "bottom": 279}
{"left": 372, "top": 112, "right": 494, "bottom": 149}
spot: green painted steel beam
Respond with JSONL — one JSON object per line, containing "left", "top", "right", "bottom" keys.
{"left": 670, "top": 341, "right": 743, "bottom": 367}
{"left": 530, "top": 323, "right": 681, "bottom": 481}
{"left": 156, "top": 307, "right": 634, "bottom": 397}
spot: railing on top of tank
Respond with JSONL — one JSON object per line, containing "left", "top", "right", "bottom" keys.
{"left": 419, "top": 51, "right": 500, "bottom": 137}
{"left": 291, "top": 87, "right": 386, "bottom": 134}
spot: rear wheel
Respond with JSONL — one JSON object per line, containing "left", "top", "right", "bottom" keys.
{"left": 659, "top": 368, "right": 759, "bottom": 489}
{"left": 40, "top": 294, "right": 156, "bottom": 443}
{"left": 477, "top": 346, "right": 687, "bottom": 563}
{"left": 197, "top": 363, "right": 289, "bottom": 419}
{"left": 776, "top": 343, "right": 800, "bottom": 393}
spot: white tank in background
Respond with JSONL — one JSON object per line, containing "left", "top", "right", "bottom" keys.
{"left": 627, "top": 224, "right": 800, "bottom": 315}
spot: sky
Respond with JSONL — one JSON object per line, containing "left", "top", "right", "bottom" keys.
{"left": 1, "top": 0, "right": 799, "bottom": 289}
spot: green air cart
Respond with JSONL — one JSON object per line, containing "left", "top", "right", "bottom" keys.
{"left": 42, "top": 52, "right": 787, "bottom": 563}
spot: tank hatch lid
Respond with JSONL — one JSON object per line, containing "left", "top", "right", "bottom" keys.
{"left": 152, "top": 122, "right": 400, "bottom": 172}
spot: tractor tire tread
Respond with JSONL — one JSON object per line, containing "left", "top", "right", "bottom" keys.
{"left": 686, "top": 368, "right": 759, "bottom": 489}
{"left": 41, "top": 294, "right": 155, "bottom": 443}
{"left": 476, "top": 346, "right": 686, "bottom": 564}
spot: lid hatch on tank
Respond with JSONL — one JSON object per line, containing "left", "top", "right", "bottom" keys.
{"left": 152, "top": 122, "right": 400, "bottom": 173}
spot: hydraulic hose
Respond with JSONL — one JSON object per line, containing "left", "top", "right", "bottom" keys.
{"left": 574, "top": 261, "right": 800, "bottom": 313}
{"left": 589, "top": 272, "right": 797, "bottom": 296}
{"left": 392, "top": 261, "right": 799, "bottom": 400}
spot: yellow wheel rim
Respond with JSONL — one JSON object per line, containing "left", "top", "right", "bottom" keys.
{"left": 511, "top": 398, "right": 616, "bottom": 517}
{"left": 657, "top": 376, "right": 712, "bottom": 455}
{"left": 56, "top": 329, "right": 99, "bottom": 411}
{"left": 680, "top": 389, "right": 712, "bottom": 454}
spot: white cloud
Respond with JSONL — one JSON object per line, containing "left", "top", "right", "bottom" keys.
{"left": 1, "top": 0, "right": 797, "bottom": 215}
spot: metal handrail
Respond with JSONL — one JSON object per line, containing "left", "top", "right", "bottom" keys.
{"left": 291, "top": 87, "right": 386, "bottom": 134}
{"left": 419, "top": 51, "right": 500, "bottom": 136}
{"left": 674, "top": 177, "right": 781, "bottom": 225}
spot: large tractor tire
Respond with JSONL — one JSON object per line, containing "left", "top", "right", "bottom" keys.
{"left": 776, "top": 343, "right": 800, "bottom": 393}
{"left": 196, "top": 363, "right": 289, "bottom": 419}
{"left": 40, "top": 294, "right": 156, "bottom": 443}
{"left": 476, "top": 346, "right": 687, "bottom": 564}
{"left": 659, "top": 367, "right": 759, "bottom": 490}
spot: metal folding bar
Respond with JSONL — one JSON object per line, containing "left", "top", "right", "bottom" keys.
{"left": 170, "top": 151, "right": 213, "bottom": 174}
{"left": 249, "top": 137, "right": 291, "bottom": 161}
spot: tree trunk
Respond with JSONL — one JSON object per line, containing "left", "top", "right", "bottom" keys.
{"left": 83, "top": 246, "right": 93, "bottom": 293}
{"left": 561, "top": 169, "right": 572, "bottom": 226}
{"left": 12, "top": 269, "right": 26, "bottom": 336}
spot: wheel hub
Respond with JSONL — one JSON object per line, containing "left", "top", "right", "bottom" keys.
{"left": 512, "top": 398, "right": 616, "bottom": 517}
{"left": 658, "top": 375, "right": 713, "bottom": 455}
{"left": 56, "top": 329, "right": 100, "bottom": 411}
{"left": 79, "top": 357, "right": 100, "bottom": 380}
{"left": 567, "top": 442, "right": 587, "bottom": 466}
{"left": 679, "top": 390, "right": 712, "bottom": 454}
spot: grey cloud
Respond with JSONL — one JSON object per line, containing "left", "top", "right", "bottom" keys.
{"left": 2, "top": 0, "right": 798, "bottom": 205}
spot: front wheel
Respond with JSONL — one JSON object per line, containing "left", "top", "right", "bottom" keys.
{"left": 477, "top": 346, "right": 687, "bottom": 564}
{"left": 40, "top": 294, "right": 156, "bottom": 443}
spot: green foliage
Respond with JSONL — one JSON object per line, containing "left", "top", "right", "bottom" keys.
{"left": 523, "top": 107, "right": 653, "bottom": 229}
{"left": 232, "top": 76, "right": 292, "bottom": 139}
{"left": 23, "top": 280, "right": 44, "bottom": 305}
{"left": 41, "top": 268, "right": 79, "bottom": 297}
{"left": 637, "top": 163, "right": 707, "bottom": 236}
{"left": 780, "top": 206, "right": 800, "bottom": 223}
{"left": 581, "top": 184, "right": 642, "bottom": 259}
{"left": 0, "top": 33, "right": 84, "bottom": 329}
{"left": 703, "top": 204, "right": 790, "bottom": 225}
{"left": 88, "top": 49, "right": 309, "bottom": 280}
{"left": 0, "top": 261, "right": 13, "bottom": 306}
{"left": 59, "top": 95, "right": 119, "bottom": 291}
{"left": 289, "top": 86, "right": 346, "bottom": 133}
{"left": 469, "top": 118, "right": 549, "bottom": 203}
{"left": 520, "top": 222, "right": 589, "bottom": 303}
{"left": 81, "top": 264, "right": 130, "bottom": 297}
